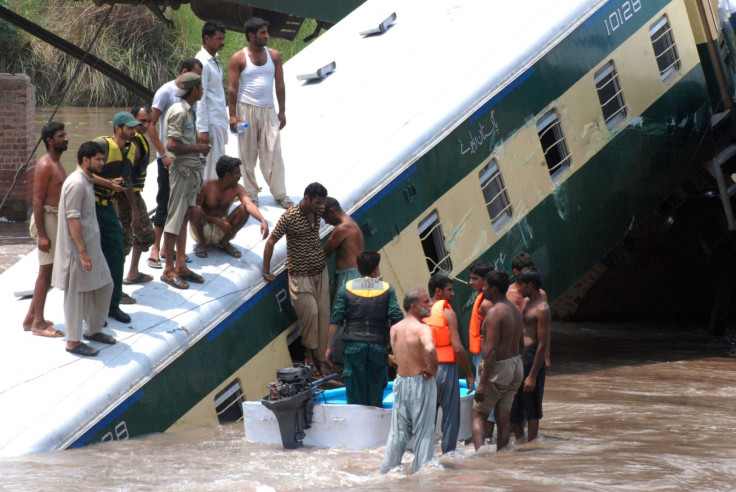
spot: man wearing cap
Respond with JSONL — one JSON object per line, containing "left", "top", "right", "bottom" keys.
{"left": 161, "top": 72, "right": 210, "bottom": 289}
{"left": 93, "top": 111, "right": 140, "bottom": 324}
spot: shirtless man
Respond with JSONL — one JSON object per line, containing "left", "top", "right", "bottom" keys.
{"left": 472, "top": 270, "right": 523, "bottom": 452}
{"left": 189, "top": 155, "right": 269, "bottom": 258}
{"left": 323, "top": 196, "right": 365, "bottom": 301}
{"left": 23, "top": 122, "right": 68, "bottom": 337}
{"left": 510, "top": 267, "right": 550, "bottom": 443}
{"left": 380, "top": 288, "right": 438, "bottom": 475}
{"left": 506, "top": 251, "right": 550, "bottom": 366}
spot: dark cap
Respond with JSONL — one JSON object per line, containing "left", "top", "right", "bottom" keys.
{"left": 112, "top": 111, "right": 140, "bottom": 128}
{"left": 176, "top": 72, "right": 201, "bottom": 97}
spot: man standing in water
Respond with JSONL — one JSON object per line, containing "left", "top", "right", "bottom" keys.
{"left": 228, "top": 17, "right": 291, "bottom": 208}
{"left": 52, "top": 141, "right": 116, "bottom": 356}
{"left": 24, "top": 122, "right": 68, "bottom": 337}
{"left": 510, "top": 267, "right": 550, "bottom": 443}
{"left": 423, "top": 273, "right": 475, "bottom": 454}
{"left": 472, "top": 270, "right": 523, "bottom": 452}
{"left": 506, "top": 251, "right": 550, "bottom": 366}
{"left": 380, "top": 288, "right": 438, "bottom": 475}
{"left": 263, "top": 183, "right": 330, "bottom": 376}
{"left": 323, "top": 196, "right": 364, "bottom": 302}
{"left": 195, "top": 21, "right": 229, "bottom": 181}
{"left": 147, "top": 58, "right": 203, "bottom": 268}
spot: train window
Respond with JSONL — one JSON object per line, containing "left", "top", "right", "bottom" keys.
{"left": 417, "top": 210, "right": 453, "bottom": 274}
{"left": 536, "top": 109, "right": 571, "bottom": 180}
{"left": 650, "top": 16, "right": 680, "bottom": 81}
{"left": 594, "top": 61, "right": 627, "bottom": 130}
{"left": 479, "top": 159, "right": 512, "bottom": 231}
{"left": 214, "top": 379, "right": 244, "bottom": 424}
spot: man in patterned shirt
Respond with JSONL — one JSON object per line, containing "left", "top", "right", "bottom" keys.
{"left": 263, "top": 182, "right": 330, "bottom": 376}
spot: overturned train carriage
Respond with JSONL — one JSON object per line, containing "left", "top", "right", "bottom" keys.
{"left": 1, "top": 0, "right": 731, "bottom": 455}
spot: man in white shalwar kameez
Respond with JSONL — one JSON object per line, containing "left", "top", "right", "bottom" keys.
{"left": 52, "top": 141, "right": 117, "bottom": 356}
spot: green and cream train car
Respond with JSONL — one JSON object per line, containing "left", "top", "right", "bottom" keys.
{"left": 1, "top": 0, "right": 731, "bottom": 455}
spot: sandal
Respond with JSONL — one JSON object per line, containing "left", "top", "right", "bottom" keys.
{"left": 66, "top": 343, "right": 98, "bottom": 356}
{"left": 180, "top": 271, "right": 205, "bottom": 284}
{"left": 218, "top": 242, "right": 241, "bottom": 258}
{"left": 147, "top": 257, "right": 163, "bottom": 269}
{"left": 84, "top": 332, "right": 116, "bottom": 344}
{"left": 160, "top": 275, "right": 189, "bottom": 290}
{"left": 32, "top": 326, "right": 64, "bottom": 338}
{"left": 277, "top": 196, "right": 294, "bottom": 209}
{"left": 194, "top": 243, "right": 208, "bottom": 258}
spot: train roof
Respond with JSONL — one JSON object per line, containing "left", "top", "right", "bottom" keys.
{"left": 280, "top": 0, "right": 607, "bottom": 210}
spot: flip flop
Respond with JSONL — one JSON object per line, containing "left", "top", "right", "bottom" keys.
{"left": 194, "top": 243, "right": 208, "bottom": 258}
{"left": 120, "top": 293, "right": 137, "bottom": 304}
{"left": 180, "top": 271, "right": 204, "bottom": 284}
{"left": 66, "top": 343, "right": 98, "bottom": 356}
{"left": 147, "top": 257, "right": 163, "bottom": 269}
{"left": 160, "top": 275, "right": 189, "bottom": 289}
{"left": 32, "top": 326, "right": 64, "bottom": 338}
{"left": 83, "top": 332, "right": 116, "bottom": 344}
{"left": 123, "top": 273, "right": 154, "bottom": 285}
{"left": 219, "top": 243, "right": 242, "bottom": 258}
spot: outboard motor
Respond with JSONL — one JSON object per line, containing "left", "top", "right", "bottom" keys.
{"left": 261, "top": 365, "right": 337, "bottom": 449}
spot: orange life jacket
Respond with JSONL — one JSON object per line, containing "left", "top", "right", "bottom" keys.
{"left": 423, "top": 299, "right": 456, "bottom": 363}
{"left": 468, "top": 293, "right": 484, "bottom": 354}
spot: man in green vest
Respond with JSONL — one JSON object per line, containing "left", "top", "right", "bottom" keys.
{"left": 326, "top": 251, "right": 403, "bottom": 406}
{"left": 93, "top": 111, "right": 140, "bottom": 324}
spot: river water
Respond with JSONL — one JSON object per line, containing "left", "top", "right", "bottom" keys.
{"left": 0, "top": 321, "right": 734, "bottom": 491}
{"left": 35, "top": 106, "right": 129, "bottom": 176}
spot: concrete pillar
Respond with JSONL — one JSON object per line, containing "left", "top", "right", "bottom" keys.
{"left": 0, "top": 74, "right": 35, "bottom": 222}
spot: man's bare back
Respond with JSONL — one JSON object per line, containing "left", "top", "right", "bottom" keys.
{"left": 332, "top": 217, "right": 364, "bottom": 270}
{"left": 391, "top": 289, "right": 437, "bottom": 379}
{"left": 324, "top": 208, "right": 364, "bottom": 271}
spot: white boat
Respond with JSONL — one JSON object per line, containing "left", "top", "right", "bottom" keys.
{"left": 244, "top": 380, "right": 475, "bottom": 450}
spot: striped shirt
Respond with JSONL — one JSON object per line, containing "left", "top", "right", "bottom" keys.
{"left": 271, "top": 204, "right": 326, "bottom": 277}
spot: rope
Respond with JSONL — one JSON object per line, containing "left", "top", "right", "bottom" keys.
{"left": 0, "top": 4, "right": 115, "bottom": 214}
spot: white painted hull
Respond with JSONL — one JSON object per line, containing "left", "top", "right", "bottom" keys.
{"left": 244, "top": 391, "right": 474, "bottom": 450}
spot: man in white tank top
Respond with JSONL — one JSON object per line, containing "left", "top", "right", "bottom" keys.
{"left": 227, "top": 17, "right": 293, "bottom": 209}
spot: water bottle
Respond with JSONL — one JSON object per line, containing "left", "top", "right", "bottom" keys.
{"left": 231, "top": 122, "right": 248, "bottom": 135}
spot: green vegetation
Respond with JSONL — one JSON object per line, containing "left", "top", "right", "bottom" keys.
{"left": 0, "top": 1, "right": 319, "bottom": 106}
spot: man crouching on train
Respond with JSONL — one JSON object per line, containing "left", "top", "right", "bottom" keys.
{"left": 326, "top": 251, "right": 404, "bottom": 406}
{"left": 189, "top": 155, "right": 268, "bottom": 259}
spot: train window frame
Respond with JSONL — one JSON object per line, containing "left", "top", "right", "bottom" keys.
{"left": 479, "top": 159, "right": 512, "bottom": 231}
{"left": 594, "top": 61, "right": 627, "bottom": 130}
{"left": 536, "top": 109, "right": 572, "bottom": 180}
{"left": 417, "top": 210, "right": 453, "bottom": 274}
{"left": 214, "top": 379, "right": 244, "bottom": 424}
{"left": 649, "top": 15, "right": 680, "bottom": 81}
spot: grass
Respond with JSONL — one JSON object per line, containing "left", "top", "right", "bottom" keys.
{"left": 0, "top": 1, "right": 321, "bottom": 107}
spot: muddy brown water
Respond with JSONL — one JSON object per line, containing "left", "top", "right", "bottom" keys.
{"left": 0, "top": 321, "right": 734, "bottom": 491}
